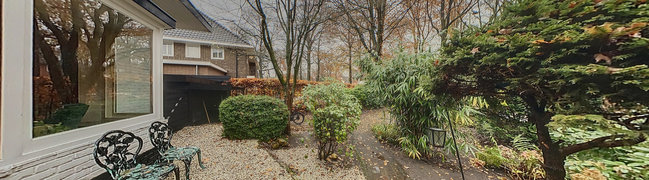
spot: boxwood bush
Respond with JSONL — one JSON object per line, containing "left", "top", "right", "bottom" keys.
{"left": 219, "top": 95, "right": 289, "bottom": 140}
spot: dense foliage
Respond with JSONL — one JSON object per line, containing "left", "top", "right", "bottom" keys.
{"left": 563, "top": 129, "right": 649, "bottom": 179}
{"left": 229, "top": 78, "right": 355, "bottom": 113}
{"left": 302, "top": 82, "right": 362, "bottom": 160}
{"left": 219, "top": 95, "right": 289, "bottom": 140}
{"left": 346, "top": 84, "right": 383, "bottom": 109}
{"left": 434, "top": 0, "right": 649, "bottom": 178}
{"left": 361, "top": 52, "right": 485, "bottom": 159}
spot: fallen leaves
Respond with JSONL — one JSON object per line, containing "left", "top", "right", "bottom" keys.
{"left": 471, "top": 47, "right": 480, "bottom": 55}
{"left": 532, "top": 39, "right": 554, "bottom": 44}
{"left": 499, "top": 28, "right": 513, "bottom": 35}
{"left": 606, "top": 67, "right": 622, "bottom": 74}
{"left": 594, "top": 53, "right": 612, "bottom": 65}
{"left": 585, "top": 22, "right": 646, "bottom": 39}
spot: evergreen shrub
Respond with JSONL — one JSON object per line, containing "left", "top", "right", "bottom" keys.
{"left": 219, "top": 95, "right": 289, "bottom": 140}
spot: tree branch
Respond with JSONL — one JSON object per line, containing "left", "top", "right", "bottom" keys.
{"left": 560, "top": 134, "right": 646, "bottom": 156}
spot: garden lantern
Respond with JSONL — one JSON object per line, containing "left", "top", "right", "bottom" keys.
{"left": 427, "top": 127, "right": 446, "bottom": 147}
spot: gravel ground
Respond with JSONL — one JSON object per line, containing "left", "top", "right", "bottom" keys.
{"left": 166, "top": 123, "right": 364, "bottom": 180}
{"left": 166, "top": 124, "right": 289, "bottom": 180}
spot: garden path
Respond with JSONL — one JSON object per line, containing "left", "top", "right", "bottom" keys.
{"left": 352, "top": 108, "right": 505, "bottom": 180}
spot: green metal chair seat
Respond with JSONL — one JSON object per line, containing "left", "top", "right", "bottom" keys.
{"left": 120, "top": 164, "right": 177, "bottom": 180}
{"left": 160, "top": 146, "right": 203, "bottom": 162}
{"left": 149, "top": 121, "right": 206, "bottom": 179}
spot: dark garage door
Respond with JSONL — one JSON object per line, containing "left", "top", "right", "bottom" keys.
{"left": 164, "top": 75, "right": 231, "bottom": 130}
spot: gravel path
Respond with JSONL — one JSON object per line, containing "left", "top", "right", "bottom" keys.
{"left": 354, "top": 108, "right": 506, "bottom": 180}
{"left": 273, "top": 147, "right": 364, "bottom": 180}
{"left": 166, "top": 123, "right": 364, "bottom": 180}
{"left": 166, "top": 124, "right": 289, "bottom": 180}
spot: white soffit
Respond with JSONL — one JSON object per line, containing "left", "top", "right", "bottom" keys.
{"left": 150, "top": 0, "right": 211, "bottom": 31}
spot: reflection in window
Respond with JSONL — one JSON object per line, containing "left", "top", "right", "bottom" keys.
{"left": 32, "top": 0, "right": 153, "bottom": 137}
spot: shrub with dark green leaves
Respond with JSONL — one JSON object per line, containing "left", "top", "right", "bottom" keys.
{"left": 219, "top": 95, "right": 289, "bottom": 140}
{"left": 302, "top": 81, "right": 362, "bottom": 160}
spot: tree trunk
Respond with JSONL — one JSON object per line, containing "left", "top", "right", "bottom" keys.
{"left": 316, "top": 43, "right": 321, "bottom": 82}
{"left": 348, "top": 44, "right": 352, "bottom": 84}
{"left": 524, "top": 95, "right": 566, "bottom": 180}
{"left": 532, "top": 111, "right": 566, "bottom": 180}
{"left": 34, "top": 20, "right": 73, "bottom": 104}
{"left": 306, "top": 44, "right": 312, "bottom": 81}
{"left": 283, "top": 83, "right": 293, "bottom": 135}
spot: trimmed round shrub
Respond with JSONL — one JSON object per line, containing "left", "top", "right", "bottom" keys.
{"left": 219, "top": 95, "right": 289, "bottom": 140}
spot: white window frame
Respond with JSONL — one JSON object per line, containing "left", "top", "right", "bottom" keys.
{"left": 185, "top": 43, "right": 201, "bottom": 58}
{"left": 0, "top": 0, "right": 167, "bottom": 167}
{"left": 211, "top": 46, "right": 224, "bottom": 60}
{"left": 162, "top": 41, "right": 174, "bottom": 56}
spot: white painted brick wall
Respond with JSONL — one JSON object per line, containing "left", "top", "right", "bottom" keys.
{"left": 1, "top": 127, "right": 153, "bottom": 180}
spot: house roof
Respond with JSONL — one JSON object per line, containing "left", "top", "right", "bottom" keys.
{"left": 133, "top": 0, "right": 176, "bottom": 28}
{"left": 163, "top": 12, "right": 252, "bottom": 49}
{"left": 149, "top": 0, "right": 212, "bottom": 31}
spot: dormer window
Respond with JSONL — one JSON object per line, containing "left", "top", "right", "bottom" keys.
{"left": 211, "top": 46, "right": 224, "bottom": 60}
{"left": 162, "top": 41, "right": 174, "bottom": 56}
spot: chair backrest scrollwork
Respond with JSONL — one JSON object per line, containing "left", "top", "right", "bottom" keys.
{"left": 93, "top": 130, "right": 143, "bottom": 180}
{"left": 149, "top": 121, "right": 174, "bottom": 155}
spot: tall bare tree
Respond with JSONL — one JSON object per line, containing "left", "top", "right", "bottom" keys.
{"left": 247, "top": 0, "right": 327, "bottom": 133}
{"left": 425, "top": 0, "right": 478, "bottom": 47}
{"left": 304, "top": 26, "right": 323, "bottom": 81}
{"left": 333, "top": 0, "right": 410, "bottom": 60}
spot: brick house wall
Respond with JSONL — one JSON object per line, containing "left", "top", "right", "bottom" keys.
{"left": 164, "top": 42, "right": 256, "bottom": 77}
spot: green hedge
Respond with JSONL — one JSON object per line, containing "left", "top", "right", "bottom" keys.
{"left": 219, "top": 95, "right": 289, "bottom": 140}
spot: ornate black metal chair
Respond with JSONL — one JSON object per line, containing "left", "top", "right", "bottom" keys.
{"left": 94, "top": 130, "right": 180, "bottom": 180}
{"left": 149, "top": 121, "right": 206, "bottom": 179}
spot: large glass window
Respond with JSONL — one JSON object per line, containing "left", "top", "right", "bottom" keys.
{"left": 32, "top": 0, "right": 153, "bottom": 137}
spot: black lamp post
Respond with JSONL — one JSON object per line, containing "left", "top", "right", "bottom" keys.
{"left": 428, "top": 115, "right": 465, "bottom": 180}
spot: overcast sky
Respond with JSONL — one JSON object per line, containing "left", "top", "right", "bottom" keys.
{"left": 190, "top": 0, "right": 247, "bottom": 29}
